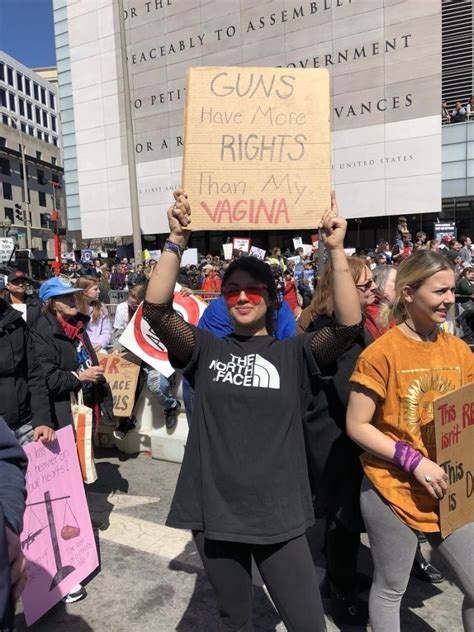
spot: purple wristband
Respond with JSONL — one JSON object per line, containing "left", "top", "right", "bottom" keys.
{"left": 393, "top": 441, "right": 423, "bottom": 473}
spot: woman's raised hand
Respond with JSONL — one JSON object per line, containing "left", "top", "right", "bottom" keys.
{"left": 319, "top": 190, "right": 347, "bottom": 251}
{"left": 167, "top": 188, "right": 191, "bottom": 245}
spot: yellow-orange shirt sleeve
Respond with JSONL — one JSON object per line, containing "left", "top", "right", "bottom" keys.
{"left": 350, "top": 349, "right": 390, "bottom": 401}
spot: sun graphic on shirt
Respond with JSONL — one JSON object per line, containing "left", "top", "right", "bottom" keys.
{"left": 404, "top": 374, "right": 454, "bottom": 436}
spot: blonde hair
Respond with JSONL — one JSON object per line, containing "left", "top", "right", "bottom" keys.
{"left": 74, "top": 276, "right": 105, "bottom": 323}
{"left": 310, "top": 257, "right": 366, "bottom": 318}
{"left": 388, "top": 250, "right": 454, "bottom": 323}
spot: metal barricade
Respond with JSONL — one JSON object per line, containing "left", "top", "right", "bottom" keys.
{"left": 109, "top": 290, "right": 129, "bottom": 304}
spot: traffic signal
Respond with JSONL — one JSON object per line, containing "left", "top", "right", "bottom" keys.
{"left": 14, "top": 204, "right": 24, "bottom": 222}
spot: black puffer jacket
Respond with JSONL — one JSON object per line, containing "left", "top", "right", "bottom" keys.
{"left": 4, "top": 294, "right": 43, "bottom": 331}
{"left": 0, "top": 300, "right": 52, "bottom": 431}
{"left": 33, "top": 311, "right": 114, "bottom": 429}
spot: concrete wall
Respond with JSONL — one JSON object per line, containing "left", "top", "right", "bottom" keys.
{"left": 62, "top": 0, "right": 442, "bottom": 238}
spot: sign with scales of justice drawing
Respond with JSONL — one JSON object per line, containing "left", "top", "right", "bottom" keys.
{"left": 183, "top": 67, "right": 330, "bottom": 231}
{"left": 20, "top": 426, "right": 98, "bottom": 625}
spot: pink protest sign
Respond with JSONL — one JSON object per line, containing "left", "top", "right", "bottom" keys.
{"left": 20, "top": 426, "right": 98, "bottom": 625}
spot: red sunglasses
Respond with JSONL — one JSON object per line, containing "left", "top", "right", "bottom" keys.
{"left": 221, "top": 283, "right": 267, "bottom": 307}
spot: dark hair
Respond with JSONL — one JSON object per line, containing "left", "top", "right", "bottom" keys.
{"left": 222, "top": 258, "right": 279, "bottom": 334}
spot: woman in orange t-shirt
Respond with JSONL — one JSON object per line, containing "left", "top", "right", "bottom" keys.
{"left": 347, "top": 250, "right": 474, "bottom": 632}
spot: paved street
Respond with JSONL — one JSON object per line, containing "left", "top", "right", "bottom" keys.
{"left": 15, "top": 447, "right": 465, "bottom": 632}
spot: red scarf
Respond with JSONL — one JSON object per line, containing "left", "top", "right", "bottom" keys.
{"left": 56, "top": 314, "right": 101, "bottom": 429}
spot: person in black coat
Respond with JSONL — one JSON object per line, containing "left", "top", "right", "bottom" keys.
{"left": 4, "top": 271, "right": 43, "bottom": 331}
{"left": 0, "top": 288, "right": 54, "bottom": 444}
{"left": 34, "top": 277, "right": 114, "bottom": 429}
{"left": 0, "top": 417, "right": 28, "bottom": 630}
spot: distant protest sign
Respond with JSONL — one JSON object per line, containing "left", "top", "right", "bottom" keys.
{"left": 434, "top": 383, "right": 474, "bottom": 538}
{"left": 21, "top": 426, "right": 98, "bottom": 625}
{"left": 183, "top": 67, "right": 330, "bottom": 231}
{"left": 98, "top": 353, "right": 141, "bottom": 417}
{"left": 119, "top": 285, "right": 206, "bottom": 378}
{"left": 249, "top": 246, "right": 266, "bottom": 260}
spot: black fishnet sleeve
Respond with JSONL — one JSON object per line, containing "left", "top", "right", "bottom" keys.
{"left": 310, "top": 321, "right": 364, "bottom": 371}
{"left": 142, "top": 300, "right": 196, "bottom": 367}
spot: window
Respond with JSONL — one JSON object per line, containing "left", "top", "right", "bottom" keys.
{"left": 0, "top": 89, "right": 5, "bottom": 107}
{"left": 20, "top": 122, "right": 26, "bottom": 133}
{"left": 35, "top": 106, "right": 41, "bottom": 124}
{"left": 28, "top": 126, "right": 34, "bottom": 137}
{"left": 20, "top": 164, "right": 29, "bottom": 180}
{"left": 8, "top": 92, "right": 15, "bottom": 112}
{"left": 16, "top": 72, "right": 23, "bottom": 92}
{"left": 3, "top": 183, "right": 12, "bottom": 200}
{"left": 52, "top": 137, "right": 58, "bottom": 147}
{"left": 0, "top": 158, "right": 10, "bottom": 175}
{"left": 36, "top": 150, "right": 42, "bottom": 160}
{"left": 37, "top": 130, "right": 43, "bottom": 141}
{"left": 51, "top": 114, "right": 57, "bottom": 132}
{"left": 39, "top": 191, "right": 46, "bottom": 207}
{"left": 42, "top": 110, "right": 48, "bottom": 127}
{"left": 4, "top": 208, "right": 14, "bottom": 223}
{"left": 2, "top": 114, "right": 8, "bottom": 125}
{"left": 7, "top": 67, "right": 13, "bottom": 86}
{"left": 51, "top": 156, "right": 57, "bottom": 165}
{"left": 49, "top": 92, "right": 55, "bottom": 110}
{"left": 44, "top": 133, "right": 49, "bottom": 143}
{"left": 33, "top": 83, "right": 39, "bottom": 101}
{"left": 40, "top": 213, "right": 49, "bottom": 228}
{"left": 40, "top": 87, "right": 46, "bottom": 105}
{"left": 18, "top": 98, "right": 25, "bottom": 116}
{"left": 0, "top": 63, "right": 4, "bottom": 81}
{"left": 26, "top": 102, "right": 32, "bottom": 120}
{"left": 24, "top": 78, "right": 30, "bottom": 96}
{"left": 0, "top": 137, "right": 5, "bottom": 147}
{"left": 37, "top": 168, "right": 45, "bottom": 184}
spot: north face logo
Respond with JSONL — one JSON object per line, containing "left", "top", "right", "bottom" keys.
{"left": 209, "top": 353, "right": 280, "bottom": 389}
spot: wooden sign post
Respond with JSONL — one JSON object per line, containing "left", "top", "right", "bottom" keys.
{"left": 434, "top": 382, "right": 474, "bottom": 537}
{"left": 183, "top": 67, "right": 330, "bottom": 231}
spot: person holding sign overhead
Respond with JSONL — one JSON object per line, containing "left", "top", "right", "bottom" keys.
{"left": 143, "top": 188, "right": 362, "bottom": 631}
{"left": 346, "top": 250, "right": 474, "bottom": 632}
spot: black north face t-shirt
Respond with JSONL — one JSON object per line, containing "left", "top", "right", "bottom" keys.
{"left": 166, "top": 328, "right": 319, "bottom": 544}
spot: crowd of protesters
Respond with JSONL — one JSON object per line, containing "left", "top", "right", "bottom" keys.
{"left": 0, "top": 199, "right": 473, "bottom": 630}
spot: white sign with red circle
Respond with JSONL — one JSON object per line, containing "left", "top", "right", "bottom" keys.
{"left": 119, "top": 286, "right": 207, "bottom": 377}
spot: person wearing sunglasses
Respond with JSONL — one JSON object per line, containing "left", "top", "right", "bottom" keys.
{"left": 143, "top": 188, "right": 362, "bottom": 631}
{"left": 4, "top": 270, "right": 42, "bottom": 330}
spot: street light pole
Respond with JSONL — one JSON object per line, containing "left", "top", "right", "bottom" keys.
{"left": 4, "top": 113, "right": 33, "bottom": 275}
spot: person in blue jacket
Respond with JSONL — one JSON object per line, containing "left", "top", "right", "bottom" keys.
{"left": 198, "top": 295, "right": 296, "bottom": 339}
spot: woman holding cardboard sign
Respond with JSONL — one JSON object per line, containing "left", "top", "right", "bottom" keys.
{"left": 143, "top": 188, "right": 362, "bottom": 630}
{"left": 347, "top": 250, "right": 474, "bottom": 632}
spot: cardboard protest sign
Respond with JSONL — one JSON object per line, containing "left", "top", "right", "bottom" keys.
{"left": 293, "top": 237, "right": 303, "bottom": 250}
{"left": 233, "top": 237, "right": 251, "bottom": 253}
{"left": 434, "top": 383, "right": 474, "bottom": 538}
{"left": 183, "top": 67, "right": 330, "bottom": 231}
{"left": 0, "top": 237, "right": 14, "bottom": 263}
{"left": 181, "top": 247, "right": 198, "bottom": 266}
{"left": 119, "top": 285, "right": 207, "bottom": 378}
{"left": 97, "top": 353, "right": 141, "bottom": 417}
{"left": 249, "top": 246, "right": 266, "bottom": 260}
{"left": 222, "top": 243, "right": 233, "bottom": 260}
{"left": 21, "top": 426, "right": 98, "bottom": 625}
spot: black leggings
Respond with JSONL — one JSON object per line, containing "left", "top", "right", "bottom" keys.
{"left": 193, "top": 531, "right": 326, "bottom": 632}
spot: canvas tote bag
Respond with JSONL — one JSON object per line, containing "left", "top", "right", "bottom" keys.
{"left": 71, "top": 389, "right": 97, "bottom": 484}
